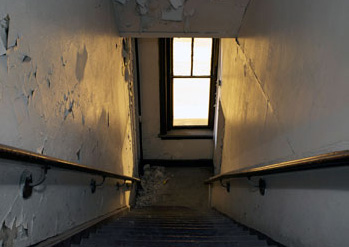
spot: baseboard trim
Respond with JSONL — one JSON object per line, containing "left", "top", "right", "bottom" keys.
{"left": 141, "top": 159, "right": 213, "bottom": 167}
{"left": 32, "top": 206, "right": 129, "bottom": 247}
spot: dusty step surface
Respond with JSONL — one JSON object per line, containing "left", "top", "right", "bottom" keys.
{"left": 76, "top": 206, "right": 276, "bottom": 247}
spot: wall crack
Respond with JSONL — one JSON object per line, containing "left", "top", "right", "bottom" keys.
{"left": 235, "top": 38, "right": 296, "bottom": 155}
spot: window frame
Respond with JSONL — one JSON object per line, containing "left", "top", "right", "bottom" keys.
{"left": 159, "top": 38, "right": 219, "bottom": 137}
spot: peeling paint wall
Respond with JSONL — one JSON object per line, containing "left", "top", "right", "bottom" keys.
{"left": 212, "top": 0, "right": 349, "bottom": 246}
{"left": 138, "top": 38, "right": 213, "bottom": 160}
{"left": 0, "top": 0, "right": 137, "bottom": 246}
{"left": 113, "top": 0, "right": 250, "bottom": 37}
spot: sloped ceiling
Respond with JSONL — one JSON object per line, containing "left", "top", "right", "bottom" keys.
{"left": 113, "top": 0, "right": 250, "bottom": 37}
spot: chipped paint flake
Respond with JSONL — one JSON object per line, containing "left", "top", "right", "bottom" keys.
{"left": 169, "top": 0, "right": 183, "bottom": 9}
{"left": 114, "top": 0, "right": 127, "bottom": 4}
{"left": 0, "top": 15, "right": 9, "bottom": 56}
{"left": 136, "top": 0, "right": 148, "bottom": 15}
{"left": 0, "top": 2, "right": 137, "bottom": 246}
{"left": 0, "top": 36, "right": 6, "bottom": 56}
{"left": 161, "top": 6, "right": 183, "bottom": 21}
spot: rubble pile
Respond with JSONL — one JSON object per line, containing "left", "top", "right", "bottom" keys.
{"left": 135, "top": 165, "right": 170, "bottom": 208}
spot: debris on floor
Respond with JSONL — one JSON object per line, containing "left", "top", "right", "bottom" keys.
{"left": 135, "top": 165, "right": 171, "bottom": 208}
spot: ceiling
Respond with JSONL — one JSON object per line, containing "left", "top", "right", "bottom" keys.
{"left": 113, "top": 0, "right": 250, "bottom": 38}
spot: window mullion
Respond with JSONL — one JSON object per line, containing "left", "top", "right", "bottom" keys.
{"left": 191, "top": 38, "right": 194, "bottom": 76}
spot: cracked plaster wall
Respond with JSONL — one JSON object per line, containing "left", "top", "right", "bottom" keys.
{"left": 113, "top": 0, "right": 250, "bottom": 37}
{"left": 212, "top": 0, "right": 349, "bottom": 246}
{"left": 0, "top": 0, "right": 137, "bottom": 246}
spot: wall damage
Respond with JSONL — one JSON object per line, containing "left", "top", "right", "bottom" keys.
{"left": 113, "top": 0, "right": 250, "bottom": 37}
{"left": 212, "top": 0, "right": 349, "bottom": 246}
{"left": 0, "top": 0, "right": 137, "bottom": 246}
{"left": 0, "top": 15, "right": 9, "bottom": 56}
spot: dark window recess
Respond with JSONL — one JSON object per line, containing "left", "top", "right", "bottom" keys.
{"left": 159, "top": 38, "right": 219, "bottom": 139}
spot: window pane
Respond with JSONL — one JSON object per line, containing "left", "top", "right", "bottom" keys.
{"left": 193, "top": 38, "right": 212, "bottom": 76}
{"left": 173, "top": 78, "right": 210, "bottom": 126}
{"left": 173, "top": 38, "right": 192, "bottom": 76}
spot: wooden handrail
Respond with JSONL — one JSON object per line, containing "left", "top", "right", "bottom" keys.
{"left": 0, "top": 144, "right": 140, "bottom": 199}
{"left": 0, "top": 144, "right": 140, "bottom": 182}
{"left": 205, "top": 150, "right": 349, "bottom": 184}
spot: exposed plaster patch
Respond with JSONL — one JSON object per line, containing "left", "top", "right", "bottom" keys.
{"left": 16, "top": 224, "right": 28, "bottom": 240}
{"left": 36, "top": 145, "right": 44, "bottom": 155}
{"left": 114, "top": 0, "right": 128, "bottom": 5}
{"left": 22, "top": 55, "right": 31, "bottom": 63}
{"left": 46, "top": 78, "right": 51, "bottom": 88}
{"left": 169, "top": 0, "right": 184, "bottom": 9}
{"left": 61, "top": 56, "right": 67, "bottom": 67}
{"left": 0, "top": 15, "right": 9, "bottom": 56}
{"left": 0, "top": 222, "right": 17, "bottom": 247}
{"left": 161, "top": 7, "right": 183, "bottom": 21}
{"left": 7, "top": 36, "right": 19, "bottom": 53}
{"left": 64, "top": 99, "right": 74, "bottom": 120}
{"left": 76, "top": 148, "right": 81, "bottom": 162}
{"left": 122, "top": 38, "right": 132, "bottom": 82}
{"left": 75, "top": 46, "right": 88, "bottom": 82}
{"left": 20, "top": 83, "right": 36, "bottom": 107}
{"left": 36, "top": 136, "right": 48, "bottom": 154}
{"left": 136, "top": 0, "right": 148, "bottom": 15}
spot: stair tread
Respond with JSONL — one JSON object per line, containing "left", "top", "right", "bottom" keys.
{"left": 76, "top": 207, "right": 272, "bottom": 247}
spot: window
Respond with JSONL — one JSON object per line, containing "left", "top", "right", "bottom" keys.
{"left": 159, "top": 38, "right": 219, "bottom": 139}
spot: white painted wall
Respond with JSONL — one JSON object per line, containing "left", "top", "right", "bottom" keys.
{"left": 113, "top": 0, "right": 249, "bottom": 38}
{"left": 0, "top": 0, "right": 137, "bottom": 246}
{"left": 138, "top": 38, "right": 213, "bottom": 160}
{"left": 212, "top": 0, "right": 349, "bottom": 246}
{"left": 212, "top": 167, "right": 349, "bottom": 247}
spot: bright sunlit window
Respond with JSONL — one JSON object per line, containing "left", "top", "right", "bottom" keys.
{"left": 159, "top": 37, "right": 218, "bottom": 135}
{"left": 172, "top": 38, "right": 214, "bottom": 127}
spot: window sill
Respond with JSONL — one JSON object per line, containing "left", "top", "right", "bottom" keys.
{"left": 158, "top": 129, "right": 213, "bottom": 140}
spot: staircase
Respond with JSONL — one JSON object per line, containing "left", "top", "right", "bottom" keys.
{"left": 75, "top": 206, "right": 277, "bottom": 247}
